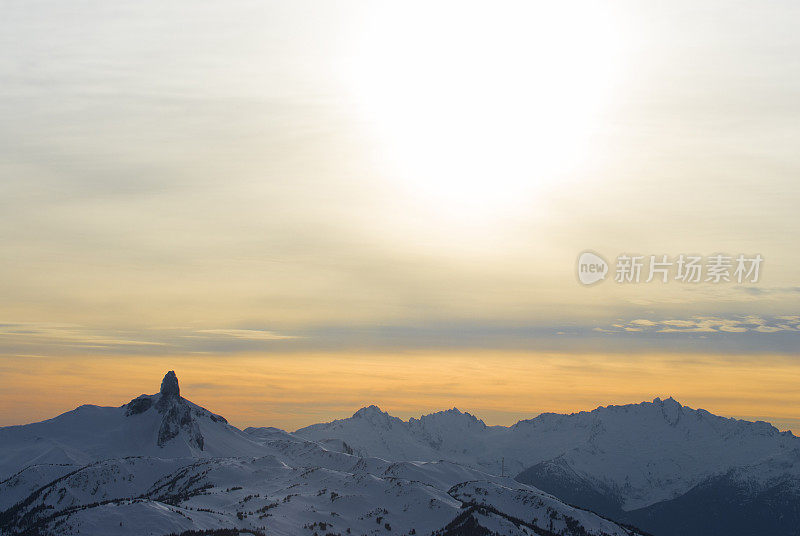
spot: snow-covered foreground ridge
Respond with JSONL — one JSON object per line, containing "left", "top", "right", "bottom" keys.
{"left": 0, "top": 372, "right": 647, "bottom": 536}
{"left": 1, "top": 371, "right": 798, "bottom": 536}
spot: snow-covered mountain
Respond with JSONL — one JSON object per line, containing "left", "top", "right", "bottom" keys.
{"left": 3, "top": 372, "right": 798, "bottom": 536}
{"left": 294, "top": 398, "right": 800, "bottom": 536}
{"left": 295, "top": 406, "right": 502, "bottom": 469}
{"left": 0, "top": 372, "right": 649, "bottom": 536}
{"left": 0, "top": 371, "right": 266, "bottom": 482}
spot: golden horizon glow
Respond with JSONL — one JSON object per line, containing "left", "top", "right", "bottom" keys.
{"left": 1, "top": 352, "right": 798, "bottom": 435}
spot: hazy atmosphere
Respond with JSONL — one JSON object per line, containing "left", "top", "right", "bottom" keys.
{"left": 1, "top": 0, "right": 799, "bottom": 432}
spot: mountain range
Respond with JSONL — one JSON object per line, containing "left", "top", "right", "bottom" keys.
{"left": 1, "top": 371, "right": 798, "bottom": 536}
{"left": 294, "top": 399, "right": 800, "bottom": 536}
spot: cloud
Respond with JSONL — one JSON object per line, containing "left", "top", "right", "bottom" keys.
{"left": 661, "top": 320, "right": 697, "bottom": 328}
{"left": 658, "top": 326, "right": 717, "bottom": 333}
{"left": 597, "top": 315, "right": 800, "bottom": 335}
{"left": 718, "top": 325, "right": 748, "bottom": 333}
{"left": 1, "top": 314, "right": 799, "bottom": 360}
{"left": 0, "top": 322, "right": 168, "bottom": 349}
{"left": 0, "top": 322, "right": 300, "bottom": 355}
{"left": 736, "top": 287, "right": 800, "bottom": 297}
{"left": 194, "top": 329, "right": 299, "bottom": 341}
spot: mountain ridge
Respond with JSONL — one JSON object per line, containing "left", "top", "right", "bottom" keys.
{"left": 0, "top": 372, "right": 651, "bottom": 536}
{"left": 291, "top": 396, "right": 800, "bottom": 536}
{"left": 301, "top": 397, "right": 794, "bottom": 438}
{"left": 294, "top": 396, "right": 799, "bottom": 511}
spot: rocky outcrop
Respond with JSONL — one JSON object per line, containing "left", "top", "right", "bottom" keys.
{"left": 160, "top": 370, "right": 180, "bottom": 398}
{"left": 157, "top": 401, "right": 203, "bottom": 450}
{"left": 124, "top": 395, "right": 153, "bottom": 416}
{"left": 125, "top": 371, "right": 205, "bottom": 450}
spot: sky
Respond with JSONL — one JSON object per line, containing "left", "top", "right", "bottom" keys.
{"left": 1, "top": 1, "right": 799, "bottom": 432}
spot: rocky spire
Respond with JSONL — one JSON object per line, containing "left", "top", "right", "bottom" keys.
{"left": 160, "top": 370, "right": 180, "bottom": 398}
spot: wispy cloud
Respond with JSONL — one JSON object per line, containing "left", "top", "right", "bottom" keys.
{"left": 599, "top": 315, "right": 800, "bottom": 335}
{"left": 194, "top": 329, "right": 299, "bottom": 341}
{"left": 2, "top": 315, "right": 799, "bottom": 359}
{"left": 736, "top": 287, "right": 800, "bottom": 297}
{"left": 0, "top": 322, "right": 300, "bottom": 354}
{"left": 0, "top": 322, "right": 168, "bottom": 349}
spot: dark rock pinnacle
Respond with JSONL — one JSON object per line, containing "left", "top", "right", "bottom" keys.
{"left": 160, "top": 370, "right": 180, "bottom": 398}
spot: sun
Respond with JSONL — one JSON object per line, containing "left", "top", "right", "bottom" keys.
{"left": 345, "top": 1, "right": 626, "bottom": 218}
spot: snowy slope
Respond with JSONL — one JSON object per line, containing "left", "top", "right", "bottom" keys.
{"left": 0, "top": 371, "right": 267, "bottom": 481}
{"left": 294, "top": 397, "right": 800, "bottom": 511}
{"left": 3, "top": 373, "right": 798, "bottom": 536}
{"left": 447, "top": 481, "right": 642, "bottom": 536}
{"left": 0, "top": 372, "right": 648, "bottom": 536}
{"left": 0, "top": 437, "right": 646, "bottom": 536}
{"left": 296, "top": 406, "right": 506, "bottom": 465}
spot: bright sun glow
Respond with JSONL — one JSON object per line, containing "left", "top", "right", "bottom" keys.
{"left": 347, "top": 1, "right": 626, "bottom": 217}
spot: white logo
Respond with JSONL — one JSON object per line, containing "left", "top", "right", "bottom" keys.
{"left": 577, "top": 251, "right": 608, "bottom": 285}
{"left": 577, "top": 251, "right": 763, "bottom": 286}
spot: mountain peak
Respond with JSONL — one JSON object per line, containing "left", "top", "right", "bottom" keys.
{"left": 353, "top": 405, "right": 385, "bottom": 418}
{"left": 652, "top": 396, "right": 678, "bottom": 403}
{"left": 653, "top": 396, "right": 683, "bottom": 425}
{"left": 160, "top": 370, "right": 180, "bottom": 398}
